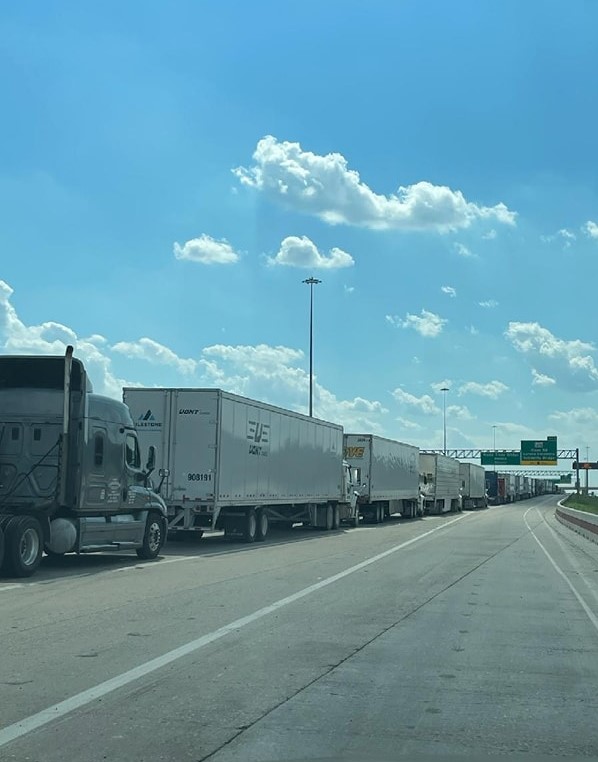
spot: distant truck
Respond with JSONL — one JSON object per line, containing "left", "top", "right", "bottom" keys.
{"left": 343, "top": 434, "right": 420, "bottom": 522}
{"left": 0, "top": 348, "right": 168, "bottom": 578}
{"left": 419, "top": 453, "right": 461, "bottom": 514}
{"left": 123, "top": 388, "right": 359, "bottom": 542}
{"left": 459, "top": 462, "right": 488, "bottom": 510}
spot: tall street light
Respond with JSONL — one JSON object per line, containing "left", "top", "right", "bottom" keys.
{"left": 302, "top": 277, "right": 321, "bottom": 417}
{"left": 440, "top": 387, "right": 449, "bottom": 454}
{"left": 492, "top": 425, "right": 497, "bottom": 472}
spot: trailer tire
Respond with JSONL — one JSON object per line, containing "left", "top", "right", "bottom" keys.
{"left": 332, "top": 505, "right": 341, "bottom": 530}
{"left": 0, "top": 526, "right": 4, "bottom": 571}
{"left": 243, "top": 509, "right": 257, "bottom": 543}
{"left": 3, "top": 516, "right": 43, "bottom": 577}
{"left": 256, "top": 509, "right": 269, "bottom": 542}
{"left": 352, "top": 513, "right": 360, "bottom": 528}
{"left": 325, "top": 504, "right": 334, "bottom": 531}
{"left": 136, "top": 512, "right": 165, "bottom": 560}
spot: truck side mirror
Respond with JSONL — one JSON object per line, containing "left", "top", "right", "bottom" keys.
{"left": 146, "top": 445, "right": 156, "bottom": 473}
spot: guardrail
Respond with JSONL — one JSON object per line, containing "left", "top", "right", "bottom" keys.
{"left": 556, "top": 499, "right": 598, "bottom": 546}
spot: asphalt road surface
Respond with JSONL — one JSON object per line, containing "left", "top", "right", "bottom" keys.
{"left": 2, "top": 495, "right": 598, "bottom": 761}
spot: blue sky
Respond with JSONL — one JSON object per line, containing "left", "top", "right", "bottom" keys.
{"left": 1, "top": 1, "right": 598, "bottom": 474}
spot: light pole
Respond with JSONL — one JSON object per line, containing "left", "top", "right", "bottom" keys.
{"left": 302, "top": 277, "right": 321, "bottom": 417}
{"left": 440, "top": 387, "right": 449, "bottom": 454}
{"left": 492, "top": 425, "right": 497, "bottom": 473}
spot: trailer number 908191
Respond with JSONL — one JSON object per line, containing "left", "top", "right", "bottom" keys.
{"left": 187, "top": 473, "right": 213, "bottom": 481}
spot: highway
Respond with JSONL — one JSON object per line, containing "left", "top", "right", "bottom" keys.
{"left": 1, "top": 495, "right": 598, "bottom": 760}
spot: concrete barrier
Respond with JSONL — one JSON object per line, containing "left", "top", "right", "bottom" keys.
{"left": 556, "top": 499, "right": 598, "bottom": 546}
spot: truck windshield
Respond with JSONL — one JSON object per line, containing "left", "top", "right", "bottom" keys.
{"left": 0, "top": 357, "right": 83, "bottom": 391}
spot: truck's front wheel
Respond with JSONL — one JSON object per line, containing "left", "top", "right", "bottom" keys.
{"left": 3, "top": 516, "right": 43, "bottom": 578}
{"left": 136, "top": 512, "right": 165, "bottom": 560}
{"left": 0, "top": 525, "right": 5, "bottom": 570}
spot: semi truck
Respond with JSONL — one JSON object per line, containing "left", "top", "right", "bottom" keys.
{"left": 343, "top": 434, "right": 420, "bottom": 522}
{"left": 123, "top": 387, "right": 359, "bottom": 542}
{"left": 419, "top": 453, "right": 461, "bottom": 514}
{"left": 458, "top": 462, "right": 488, "bottom": 510}
{"left": 0, "top": 348, "right": 168, "bottom": 578}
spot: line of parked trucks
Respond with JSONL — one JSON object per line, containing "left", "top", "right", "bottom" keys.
{"left": 0, "top": 349, "right": 557, "bottom": 578}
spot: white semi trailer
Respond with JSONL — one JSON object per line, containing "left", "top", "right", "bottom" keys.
{"left": 458, "top": 462, "right": 488, "bottom": 510}
{"left": 123, "top": 388, "right": 359, "bottom": 542}
{"left": 419, "top": 453, "right": 461, "bottom": 514}
{"left": 343, "top": 434, "right": 420, "bottom": 522}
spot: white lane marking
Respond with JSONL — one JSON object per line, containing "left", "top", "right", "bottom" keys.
{"left": 523, "top": 506, "right": 598, "bottom": 632}
{"left": 110, "top": 556, "right": 196, "bottom": 573}
{"left": 0, "top": 512, "right": 467, "bottom": 748}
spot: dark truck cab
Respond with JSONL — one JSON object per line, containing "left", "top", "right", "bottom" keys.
{"left": 0, "top": 346, "right": 167, "bottom": 577}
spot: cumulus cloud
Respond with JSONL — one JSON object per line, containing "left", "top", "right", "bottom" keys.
{"left": 549, "top": 408, "right": 598, "bottom": 426}
{"left": 344, "top": 285, "right": 355, "bottom": 295}
{"left": 387, "top": 309, "right": 447, "bottom": 338}
{"left": 453, "top": 242, "right": 475, "bottom": 258}
{"left": 0, "top": 280, "right": 130, "bottom": 397}
{"left": 268, "top": 235, "right": 354, "bottom": 269}
{"left": 112, "top": 338, "right": 197, "bottom": 375}
{"left": 430, "top": 379, "right": 452, "bottom": 393}
{"left": 446, "top": 404, "right": 473, "bottom": 420}
{"left": 233, "top": 136, "right": 516, "bottom": 233}
{"left": 478, "top": 299, "right": 498, "bottom": 308}
{"left": 541, "top": 228, "right": 576, "bottom": 249}
{"left": 441, "top": 285, "right": 456, "bottom": 297}
{"left": 173, "top": 234, "right": 239, "bottom": 264}
{"left": 201, "top": 343, "right": 388, "bottom": 431}
{"left": 482, "top": 229, "right": 497, "bottom": 240}
{"left": 531, "top": 368, "right": 556, "bottom": 386}
{"left": 392, "top": 388, "right": 440, "bottom": 414}
{"left": 396, "top": 416, "right": 422, "bottom": 430}
{"left": 458, "top": 380, "right": 508, "bottom": 398}
{"left": 583, "top": 221, "right": 598, "bottom": 239}
{"left": 505, "top": 321, "right": 598, "bottom": 390}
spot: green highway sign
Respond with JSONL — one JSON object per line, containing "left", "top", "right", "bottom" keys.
{"left": 520, "top": 438, "right": 558, "bottom": 466}
{"left": 480, "top": 451, "right": 521, "bottom": 466}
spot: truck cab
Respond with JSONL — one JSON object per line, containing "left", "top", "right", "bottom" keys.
{"left": 0, "top": 347, "right": 168, "bottom": 577}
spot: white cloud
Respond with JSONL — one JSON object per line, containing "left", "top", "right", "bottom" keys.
{"left": 468, "top": 325, "right": 479, "bottom": 335}
{"left": 531, "top": 368, "right": 556, "bottom": 386}
{"left": 268, "top": 235, "right": 354, "bottom": 269}
{"left": 344, "top": 285, "right": 355, "bottom": 295}
{"left": 541, "top": 228, "right": 576, "bottom": 249}
{"left": 388, "top": 309, "right": 447, "bottom": 338}
{"left": 392, "top": 387, "right": 440, "bottom": 415}
{"left": 396, "top": 416, "right": 422, "bottom": 430}
{"left": 441, "top": 285, "right": 456, "bottom": 298}
{"left": 458, "top": 380, "right": 509, "bottom": 399}
{"left": 173, "top": 234, "right": 239, "bottom": 264}
{"left": 482, "top": 229, "right": 497, "bottom": 240}
{"left": 233, "top": 135, "right": 516, "bottom": 233}
{"left": 0, "top": 280, "right": 129, "bottom": 397}
{"left": 583, "top": 221, "right": 598, "bottom": 239}
{"left": 446, "top": 404, "right": 473, "bottom": 420}
{"left": 112, "top": 338, "right": 197, "bottom": 375}
{"left": 412, "top": 356, "right": 421, "bottom": 364}
{"left": 549, "top": 408, "right": 598, "bottom": 426}
{"left": 505, "top": 321, "right": 598, "bottom": 390}
{"left": 453, "top": 242, "right": 475, "bottom": 258}
{"left": 430, "top": 379, "right": 452, "bottom": 393}
{"left": 478, "top": 299, "right": 498, "bottom": 308}
{"left": 201, "top": 343, "right": 388, "bottom": 432}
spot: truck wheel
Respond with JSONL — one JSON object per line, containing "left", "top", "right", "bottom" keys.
{"left": 332, "top": 505, "right": 340, "bottom": 530}
{"left": 0, "top": 526, "right": 4, "bottom": 570}
{"left": 243, "top": 509, "right": 257, "bottom": 543}
{"left": 352, "top": 514, "right": 359, "bottom": 528}
{"left": 136, "top": 512, "right": 165, "bottom": 560}
{"left": 256, "top": 509, "right": 269, "bottom": 542}
{"left": 3, "top": 516, "right": 43, "bottom": 578}
{"left": 325, "top": 504, "right": 334, "bottom": 531}
{"left": 378, "top": 505, "right": 385, "bottom": 523}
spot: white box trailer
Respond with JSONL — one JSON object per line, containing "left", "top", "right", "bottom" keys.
{"left": 343, "top": 434, "right": 420, "bottom": 522}
{"left": 419, "top": 453, "right": 461, "bottom": 514}
{"left": 122, "top": 388, "right": 358, "bottom": 542}
{"left": 458, "top": 462, "right": 487, "bottom": 510}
